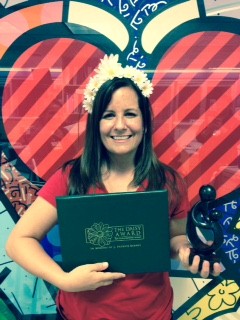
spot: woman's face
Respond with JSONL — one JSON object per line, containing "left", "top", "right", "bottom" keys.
{"left": 99, "top": 86, "right": 143, "bottom": 159}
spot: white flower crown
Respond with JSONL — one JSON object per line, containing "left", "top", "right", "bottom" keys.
{"left": 82, "top": 54, "right": 153, "bottom": 113}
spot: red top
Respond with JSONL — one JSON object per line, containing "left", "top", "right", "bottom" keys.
{"left": 38, "top": 168, "right": 189, "bottom": 320}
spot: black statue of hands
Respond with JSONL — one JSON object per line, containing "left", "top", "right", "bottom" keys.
{"left": 186, "top": 185, "right": 224, "bottom": 272}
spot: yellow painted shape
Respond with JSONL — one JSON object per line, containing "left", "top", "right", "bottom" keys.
{"left": 68, "top": 2, "right": 129, "bottom": 51}
{"left": 178, "top": 280, "right": 240, "bottom": 320}
{"left": 141, "top": 0, "right": 200, "bottom": 54}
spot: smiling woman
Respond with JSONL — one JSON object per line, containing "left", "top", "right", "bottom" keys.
{"left": 6, "top": 54, "right": 221, "bottom": 320}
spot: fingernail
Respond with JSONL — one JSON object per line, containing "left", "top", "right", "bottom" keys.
{"left": 102, "top": 262, "right": 108, "bottom": 267}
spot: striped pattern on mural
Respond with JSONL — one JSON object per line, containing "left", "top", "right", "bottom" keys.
{"left": 2, "top": 39, "right": 104, "bottom": 180}
{"left": 152, "top": 31, "right": 239, "bottom": 203}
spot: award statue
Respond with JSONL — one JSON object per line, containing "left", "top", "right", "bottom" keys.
{"left": 187, "top": 185, "right": 224, "bottom": 271}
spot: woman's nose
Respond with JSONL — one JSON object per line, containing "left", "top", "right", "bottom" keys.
{"left": 114, "top": 116, "right": 126, "bottom": 130}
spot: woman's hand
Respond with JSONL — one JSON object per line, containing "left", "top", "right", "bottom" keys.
{"left": 60, "top": 262, "right": 126, "bottom": 292}
{"left": 179, "top": 246, "right": 222, "bottom": 278}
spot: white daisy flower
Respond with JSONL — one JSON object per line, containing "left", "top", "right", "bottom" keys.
{"left": 87, "top": 76, "right": 102, "bottom": 91}
{"left": 141, "top": 80, "right": 154, "bottom": 97}
{"left": 122, "top": 65, "right": 136, "bottom": 78}
{"left": 83, "top": 98, "right": 94, "bottom": 113}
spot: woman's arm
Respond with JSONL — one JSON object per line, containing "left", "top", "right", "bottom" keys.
{"left": 6, "top": 197, "right": 61, "bottom": 280}
{"left": 6, "top": 197, "right": 125, "bottom": 292}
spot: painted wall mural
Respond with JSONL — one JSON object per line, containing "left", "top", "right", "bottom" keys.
{"left": 0, "top": 0, "right": 239, "bottom": 319}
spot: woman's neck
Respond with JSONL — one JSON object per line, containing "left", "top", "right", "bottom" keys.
{"left": 101, "top": 157, "right": 137, "bottom": 193}
{"left": 107, "top": 153, "right": 135, "bottom": 173}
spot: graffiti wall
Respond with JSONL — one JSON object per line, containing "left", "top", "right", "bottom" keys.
{"left": 0, "top": 0, "right": 239, "bottom": 319}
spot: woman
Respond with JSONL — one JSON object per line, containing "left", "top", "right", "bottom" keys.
{"left": 6, "top": 55, "right": 221, "bottom": 319}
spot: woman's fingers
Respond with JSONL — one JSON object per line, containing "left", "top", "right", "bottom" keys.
{"left": 178, "top": 246, "right": 222, "bottom": 278}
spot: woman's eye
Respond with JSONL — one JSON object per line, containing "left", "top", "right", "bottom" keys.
{"left": 102, "top": 113, "right": 115, "bottom": 119}
{"left": 125, "top": 112, "right": 137, "bottom": 118}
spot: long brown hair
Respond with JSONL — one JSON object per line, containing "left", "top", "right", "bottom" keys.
{"left": 64, "top": 77, "right": 182, "bottom": 208}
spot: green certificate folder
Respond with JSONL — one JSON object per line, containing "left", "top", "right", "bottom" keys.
{"left": 56, "top": 190, "right": 170, "bottom": 274}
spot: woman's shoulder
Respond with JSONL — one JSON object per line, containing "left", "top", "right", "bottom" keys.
{"left": 37, "top": 165, "right": 72, "bottom": 207}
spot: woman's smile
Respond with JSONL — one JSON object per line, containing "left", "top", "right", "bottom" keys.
{"left": 111, "top": 135, "right": 132, "bottom": 140}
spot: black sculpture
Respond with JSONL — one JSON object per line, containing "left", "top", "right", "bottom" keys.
{"left": 187, "top": 185, "right": 224, "bottom": 271}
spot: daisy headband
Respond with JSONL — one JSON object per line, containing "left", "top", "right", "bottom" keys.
{"left": 82, "top": 54, "right": 153, "bottom": 113}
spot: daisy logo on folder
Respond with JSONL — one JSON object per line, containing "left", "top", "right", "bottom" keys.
{"left": 85, "top": 222, "right": 145, "bottom": 247}
{"left": 86, "top": 222, "right": 113, "bottom": 247}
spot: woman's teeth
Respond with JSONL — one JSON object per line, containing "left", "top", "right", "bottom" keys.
{"left": 112, "top": 136, "right": 130, "bottom": 140}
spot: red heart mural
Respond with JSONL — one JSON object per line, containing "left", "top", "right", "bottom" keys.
{"left": 2, "top": 33, "right": 240, "bottom": 204}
